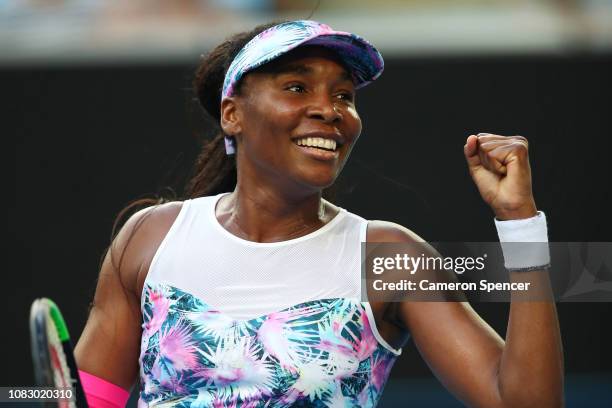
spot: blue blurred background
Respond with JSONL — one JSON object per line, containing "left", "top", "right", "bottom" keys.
{"left": 2, "top": 0, "right": 612, "bottom": 64}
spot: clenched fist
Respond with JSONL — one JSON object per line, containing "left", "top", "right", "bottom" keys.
{"left": 464, "top": 133, "right": 538, "bottom": 221}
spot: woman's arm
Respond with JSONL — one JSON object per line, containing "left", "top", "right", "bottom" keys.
{"left": 74, "top": 202, "right": 183, "bottom": 393}
{"left": 369, "top": 133, "right": 563, "bottom": 407}
{"left": 74, "top": 209, "right": 148, "bottom": 391}
{"left": 369, "top": 222, "right": 563, "bottom": 408}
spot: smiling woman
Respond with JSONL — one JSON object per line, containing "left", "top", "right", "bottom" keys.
{"left": 73, "top": 20, "right": 563, "bottom": 408}
{"left": 222, "top": 46, "right": 362, "bottom": 194}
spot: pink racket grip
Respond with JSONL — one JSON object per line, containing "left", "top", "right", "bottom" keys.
{"left": 78, "top": 370, "right": 130, "bottom": 408}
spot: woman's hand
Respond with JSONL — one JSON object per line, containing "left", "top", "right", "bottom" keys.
{"left": 464, "top": 133, "right": 537, "bottom": 220}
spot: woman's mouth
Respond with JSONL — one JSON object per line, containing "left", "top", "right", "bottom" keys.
{"left": 294, "top": 137, "right": 337, "bottom": 151}
{"left": 293, "top": 137, "right": 340, "bottom": 160}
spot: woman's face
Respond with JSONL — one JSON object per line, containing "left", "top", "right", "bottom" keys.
{"left": 226, "top": 46, "right": 362, "bottom": 193}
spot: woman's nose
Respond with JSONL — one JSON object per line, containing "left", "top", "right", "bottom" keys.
{"left": 306, "top": 94, "right": 342, "bottom": 124}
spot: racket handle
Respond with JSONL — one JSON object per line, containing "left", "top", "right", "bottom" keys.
{"left": 62, "top": 341, "right": 88, "bottom": 408}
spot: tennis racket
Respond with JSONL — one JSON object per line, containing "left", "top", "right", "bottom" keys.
{"left": 29, "top": 298, "right": 88, "bottom": 408}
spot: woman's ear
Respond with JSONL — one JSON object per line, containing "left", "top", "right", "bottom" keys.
{"left": 220, "top": 97, "right": 242, "bottom": 136}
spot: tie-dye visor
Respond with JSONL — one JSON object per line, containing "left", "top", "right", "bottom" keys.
{"left": 221, "top": 20, "right": 384, "bottom": 154}
{"left": 222, "top": 20, "right": 384, "bottom": 99}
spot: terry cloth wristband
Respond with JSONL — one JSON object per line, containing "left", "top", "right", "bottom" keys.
{"left": 494, "top": 210, "right": 551, "bottom": 272}
{"left": 78, "top": 370, "right": 130, "bottom": 408}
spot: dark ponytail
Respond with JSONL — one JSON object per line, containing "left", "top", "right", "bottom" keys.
{"left": 185, "top": 21, "right": 284, "bottom": 198}
{"left": 109, "top": 22, "right": 281, "bottom": 240}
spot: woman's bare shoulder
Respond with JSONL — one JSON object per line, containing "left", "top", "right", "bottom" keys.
{"left": 119, "top": 201, "right": 184, "bottom": 248}
{"left": 366, "top": 220, "right": 425, "bottom": 243}
{"left": 365, "top": 220, "right": 442, "bottom": 266}
{"left": 111, "top": 200, "right": 184, "bottom": 295}
{"left": 130, "top": 200, "right": 184, "bottom": 233}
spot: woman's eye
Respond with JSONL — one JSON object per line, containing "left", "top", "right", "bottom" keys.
{"left": 286, "top": 84, "right": 305, "bottom": 93}
{"left": 336, "top": 92, "right": 354, "bottom": 102}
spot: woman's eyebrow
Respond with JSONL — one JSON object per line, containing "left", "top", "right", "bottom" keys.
{"left": 272, "top": 63, "right": 353, "bottom": 83}
{"left": 272, "top": 64, "right": 313, "bottom": 76}
{"left": 273, "top": 63, "right": 312, "bottom": 76}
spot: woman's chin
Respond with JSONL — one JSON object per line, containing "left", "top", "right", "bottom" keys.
{"left": 297, "top": 173, "right": 338, "bottom": 191}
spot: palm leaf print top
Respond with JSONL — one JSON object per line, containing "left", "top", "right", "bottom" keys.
{"left": 138, "top": 194, "right": 403, "bottom": 407}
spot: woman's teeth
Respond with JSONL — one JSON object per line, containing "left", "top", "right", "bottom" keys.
{"left": 294, "top": 137, "right": 337, "bottom": 151}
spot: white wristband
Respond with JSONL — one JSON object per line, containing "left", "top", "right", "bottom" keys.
{"left": 494, "top": 211, "right": 551, "bottom": 271}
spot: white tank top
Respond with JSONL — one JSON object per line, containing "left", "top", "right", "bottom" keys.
{"left": 138, "top": 193, "right": 402, "bottom": 407}
{"left": 145, "top": 192, "right": 366, "bottom": 320}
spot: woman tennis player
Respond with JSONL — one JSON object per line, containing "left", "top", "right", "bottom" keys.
{"left": 74, "top": 20, "right": 563, "bottom": 407}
